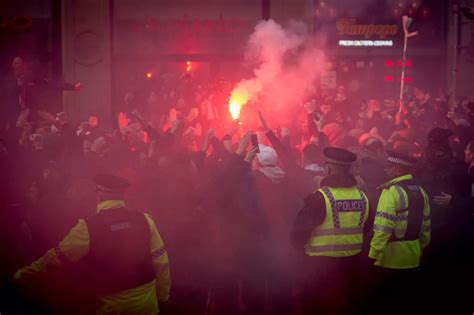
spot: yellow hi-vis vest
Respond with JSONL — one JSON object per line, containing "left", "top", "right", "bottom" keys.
{"left": 369, "top": 174, "right": 431, "bottom": 269}
{"left": 305, "top": 186, "right": 369, "bottom": 257}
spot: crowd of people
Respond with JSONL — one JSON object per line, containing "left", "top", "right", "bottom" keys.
{"left": 1, "top": 56, "right": 473, "bottom": 314}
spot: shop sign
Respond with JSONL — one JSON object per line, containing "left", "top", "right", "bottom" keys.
{"left": 336, "top": 19, "right": 398, "bottom": 39}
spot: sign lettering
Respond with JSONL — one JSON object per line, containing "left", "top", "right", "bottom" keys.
{"left": 336, "top": 18, "right": 398, "bottom": 39}
{"left": 335, "top": 200, "right": 365, "bottom": 212}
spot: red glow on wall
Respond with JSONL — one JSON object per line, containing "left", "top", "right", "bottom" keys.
{"left": 384, "top": 75, "right": 394, "bottom": 82}
{"left": 397, "top": 60, "right": 412, "bottom": 67}
{"left": 384, "top": 60, "right": 395, "bottom": 67}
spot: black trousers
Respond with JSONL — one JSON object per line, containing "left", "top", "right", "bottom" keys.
{"left": 363, "top": 266, "right": 421, "bottom": 315}
{"left": 300, "top": 255, "right": 361, "bottom": 315}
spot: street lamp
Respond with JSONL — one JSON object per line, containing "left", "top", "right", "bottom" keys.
{"left": 399, "top": 16, "right": 418, "bottom": 111}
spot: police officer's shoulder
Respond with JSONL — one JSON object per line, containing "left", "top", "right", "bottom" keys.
{"left": 143, "top": 213, "right": 158, "bottom": 229}
{"left": 304, "top": 190, "right": 325, "bottom": 207}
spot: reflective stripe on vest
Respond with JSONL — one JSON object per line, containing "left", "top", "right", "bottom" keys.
{"left": 306, "top": 243, "right": 364, "bottom": 253}
{"left": 311, "top": 227, "right": 363, "bottom": 236}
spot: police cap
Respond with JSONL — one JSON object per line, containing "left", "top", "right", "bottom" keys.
{"left": 323, "top": 147, "right": 357, "bottom": 166}
{"left": 386, "top": 150, "right": 417, "bottom": 167}
{"left": 93, "top": 174, "right": 130, "bottom": 193}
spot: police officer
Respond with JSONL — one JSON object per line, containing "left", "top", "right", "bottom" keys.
{"left": 367, "top": 150, "right": 430, "bottom": 314}
{"left": 15, "top": 174, "right": 171, "bottom": 315}
{"left": 291, "top": 147, "right": 369, "bottom": 315}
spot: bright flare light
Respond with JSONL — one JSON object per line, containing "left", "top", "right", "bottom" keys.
{"left": 228, "top": 91, "right": 249, "bottom": 120}
{"left": 186, "top": 61, "right": 192, "bottom": 72}
{"left": 229, "top": 101, "right": 242, "bottom": 120}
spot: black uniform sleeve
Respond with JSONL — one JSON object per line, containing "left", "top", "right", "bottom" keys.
{"left": 290, "top": 191, "right": 327, "bottom": 250}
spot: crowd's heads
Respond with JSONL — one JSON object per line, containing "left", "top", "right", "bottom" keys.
{"left": 467, "top": 102, "right": 474, "bottom": 115}
{"left": 398, "top": 128, "right": 416, "bottom": 144}
{"left": 12, "top": 56, "right": 28, "bottom": 77}
{"left": 413, "top": 87, "right": 427, "bottom": 102}
{"left": 390, "top": 140, "right": 418, "bottom": 158}
{"left": 367, "top": 99, "right": 381, "bottom": 112}
{"left": 465, "top": 140, "right": 474, "bottom": 164}
{"left": 88, "top": 116, "right": 99, "bottom": 128}
{"left": 302, "top": 143, "right": 323, "bottom": 166}
{"left": 383, "top": 99, "right": 397, "bottom": 111}
{"left": 348, "top": 129, "right": 364, "bottom": 141}
{"left": 359, "top": 128, "right": 385, "bottom": 147}
{"left": 322, "top": 123, "right": 346, "bottom": 148}
{"left": 433, "top": 98, "right": 447, "bottom": 112}
{"left": 427, "top": 127, "right": 453, "bottom": 147}
{"left": 29, "top": 133, "right": 44, "bottom": 150}
{"left": 425, "top": 127, "right": 454, "bottom": 167}
{"left": 90, "top": 136, "right": 111, "bottom": 156}
{"left": 56, "top": 112, "right": 69, "bottom": 126}
{"left": 360, "top": 135, "right": 385, "bottom": 158}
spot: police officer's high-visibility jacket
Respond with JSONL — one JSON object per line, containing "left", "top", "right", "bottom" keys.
{"left": 15, "top": 200, "right": 171, "bottom": 315}
{"left": 305, "top": 186, "right": 369, "bottom": 257}
{"left": 369, "top": 174, "right": 431, "bottom": 269}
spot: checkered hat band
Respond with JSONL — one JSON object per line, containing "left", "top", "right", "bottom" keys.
{"left": 387, "top": 156, "right": 414, "bottom": 167}
{"left": 325, "top": 157, "right": 351, "bottom": 166}
{"left": 96, "top": 185, "right": 121, "bottom": 193}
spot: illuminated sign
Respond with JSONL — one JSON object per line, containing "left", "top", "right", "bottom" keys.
{"left": 338, "top": 40, "right": 393, "bottom": 47}
{"left": 336, "top": 19, "right": 398, "bottom": 39}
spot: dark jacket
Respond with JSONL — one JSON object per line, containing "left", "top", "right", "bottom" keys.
{"left": 291, "top": 173, "right": 363, "bottom": 249}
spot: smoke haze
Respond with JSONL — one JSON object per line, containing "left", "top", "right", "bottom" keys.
{"left": 230, "top": 19, "right": 326, "bottom": 127}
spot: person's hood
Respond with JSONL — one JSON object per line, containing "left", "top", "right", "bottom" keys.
{"left": 304, "top": 163, "right": 324, "bottom": 174}
{"left": 257, "top": 145, "right": 278, "bottom": 167}
{"left": 256, "top": 144, "right": 286, "bottom": 183}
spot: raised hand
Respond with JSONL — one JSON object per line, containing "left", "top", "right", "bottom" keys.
{"left": 258, "top": 111, "right": 269, "bottom": 132}
{"left": 244, "top": 145, "right": 260, "bottom": 164}
{"left": 74, "top": 82, "right": 82, "bottom": 91}
{"left": 433, "top": 192, "right": 452, "bottom": 206}
{"left": 236, "top": 131, "right": 252, "bottom": 156}
{"left": 201, "top": 128, "right": 215, "bottom": 152}
{"left": 117, "top": 112, "right": 128, "bottom": 130}
{"left": 303, "top": 100, "right": 316, "bottom": 114}
{"left": 16, "top": 109, "right": 30, "bottom": 128}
